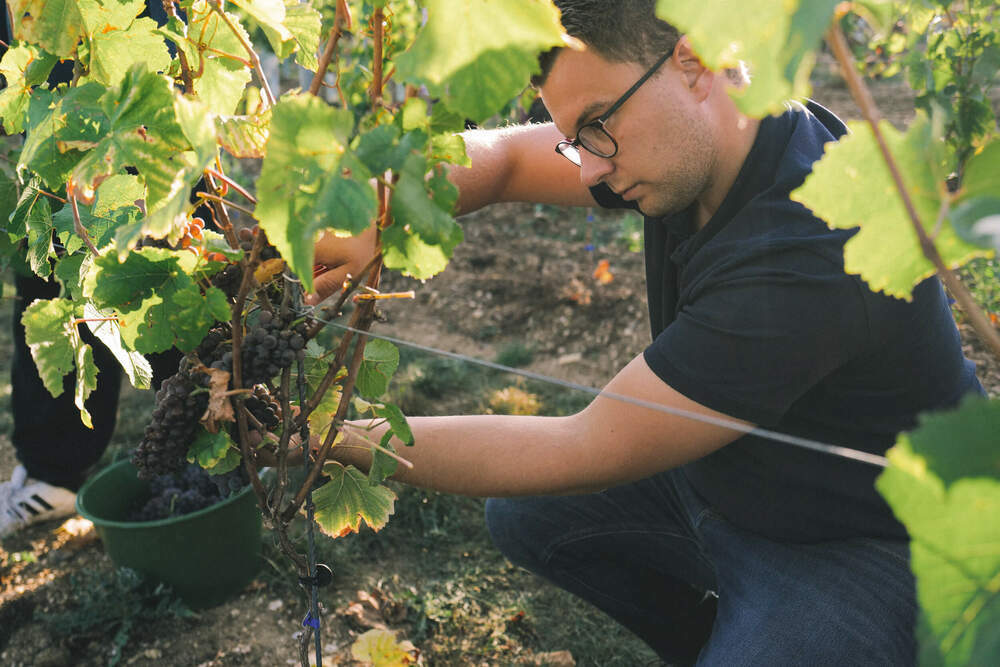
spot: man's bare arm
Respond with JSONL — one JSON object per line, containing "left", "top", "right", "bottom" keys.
{"left": 453, "top": 122, "right": 598, "bottom": 214}
{"left": 332, "top": 354, "right": 751, "bottom": 497}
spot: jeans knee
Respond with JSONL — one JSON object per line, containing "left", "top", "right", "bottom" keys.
{"left": 484, "top": 497, "right": 547, "bottom": 572}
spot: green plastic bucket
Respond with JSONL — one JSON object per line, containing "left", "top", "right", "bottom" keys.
{"left": 75, "top": 459, "right": 262, "bottom": 609}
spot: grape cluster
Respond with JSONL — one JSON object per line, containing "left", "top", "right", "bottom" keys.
{"left": 132, "top": 362, "right": 209, "bottom": 479}
{"left": 240, "top": 309, "right": 307, "bottom": 385}
{"left": 211, "top": 263, "right": 243, "bottom": 299}
{"left": 237, "top": 226, "right": 281, "bottom": 261}
{"left": 127, "top": 463, "right": 246, "bottom": 522}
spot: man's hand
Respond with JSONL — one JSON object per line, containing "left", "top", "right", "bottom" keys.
{"left": 307, "top": 224, "right": 378, "bottom": 305}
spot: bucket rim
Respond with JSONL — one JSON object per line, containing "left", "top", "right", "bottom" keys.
{"left": 75, "top": 458, "right": 258, "bottom": 530}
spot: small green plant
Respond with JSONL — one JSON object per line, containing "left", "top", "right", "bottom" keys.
{"left": 495, "top": 342, "right": 535, "bottom": 368}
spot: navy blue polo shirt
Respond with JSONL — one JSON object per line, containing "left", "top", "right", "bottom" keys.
{"left": 592, "top": 101, "right": 983, "bottom": 542}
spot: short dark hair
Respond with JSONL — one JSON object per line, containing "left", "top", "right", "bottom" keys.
{"left": 533, "top": 0, "right": 681, "bottom": 86}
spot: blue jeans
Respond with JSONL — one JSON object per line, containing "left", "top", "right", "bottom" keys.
{"left": 485, "top": 468, "right": 916, "bottom": 665}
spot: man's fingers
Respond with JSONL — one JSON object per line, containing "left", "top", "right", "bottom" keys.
{"left": 305, "top": 265, "right": 352, "bottom": 305}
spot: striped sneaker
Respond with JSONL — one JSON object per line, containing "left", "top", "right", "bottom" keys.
{"left": 0, "top": 466, "right": 77, "bottom": 538}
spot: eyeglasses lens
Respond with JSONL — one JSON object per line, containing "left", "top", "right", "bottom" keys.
{"left": 578, "top": 125, "right": 616, "bottom": 157}
{"left": 557, "top": 142, "right": 582, "bottom": 166}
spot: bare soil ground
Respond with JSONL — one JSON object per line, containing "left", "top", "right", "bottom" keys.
{"left": 2, "top": 77, "right": 999, "bottom": 667}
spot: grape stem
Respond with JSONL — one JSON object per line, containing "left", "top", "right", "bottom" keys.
{"left": 196, "top": 191, "right": 254, "bottom": 216}
{"left": 826, "top": 21, "right": 1000, "bottom": 360}
{"left": 204, "top": 167, "right": 257, "bottom": 203}
{"left": 309, "top": 0, "right": 352, "bottom": 99}
{"left": 69, "top": 194, "right": 101, "bottom": 256}
{"left": 207, "top": 0, "right": 276, "bottom": 108}
{"left": 161, "top": 0, "right": 195, "bottom": 94}
{"left": 233, "top": 230, "right": 269, "bottom": 504}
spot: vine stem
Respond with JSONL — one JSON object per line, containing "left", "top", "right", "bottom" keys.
{"left": 309, "top": 0, "right": 351, "bottom": 98}
{"left": 208, "top": 0, "right": 276, "bottom": 107}
{"left": 826, "top": 21, "right": 1000, "bottom": 360}
{"left": 205, "top": 166, "right": 256, "bottom": 203}
{"left": 232, "top": 231, "right": 269, "bottom": 505}
{"left": 69, "top": 195, "right": 100, "bottom": 256}
{"left": 161, "top": 0, "right": 195, "bottom": 94}
{"left": 196, "top": 191, "right": 255, "bottom": 216}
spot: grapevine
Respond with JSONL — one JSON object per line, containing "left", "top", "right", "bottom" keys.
{"left": 2, "top": 1, "right": 997, "bottom": 665}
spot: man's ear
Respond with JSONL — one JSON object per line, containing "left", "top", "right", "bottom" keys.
{"left": 673, "top": 35, "right": 714, "bottom": 102}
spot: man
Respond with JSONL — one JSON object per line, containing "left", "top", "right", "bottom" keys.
{"left": 320, "top": 2, "right": 982, "bottom": 663}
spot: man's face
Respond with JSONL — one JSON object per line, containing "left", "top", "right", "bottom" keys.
{"left": 540, "top": 47, "right": 717, "bottom": 218}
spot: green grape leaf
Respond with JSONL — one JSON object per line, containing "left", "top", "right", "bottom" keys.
{"left": 216, "top": 111, "right": 271, "bottom": 158}
{"left": 313, "top": 463, "right": 396, "bottom": 538}
{"left": 54, "top": 254, "right": 86, "bottom": 302}
{"left": 431, "top": 132, "right": 470, "bottom": 168}
{"left": 381, "top": 213, "right": 463, "bottom": 280}
{"left": 961, "top": 139, "right": 1000, "bottom": 200}
{"left": 951, "top": 139, "right": 1000, "bottom": 251}
{"left": 303, "top": 356, "right": 346, "bottom": 435}
{"left": 204, "top": 448, "right": 242, "bottom": 475}
{"left": 21, "top": 298, "right": 76, "bottom": 398}
{"left": 876, "top": 396, "right": 1000, "bottom": 665}
{"left": 791, "top": 116, "right": 990, "bottom": 300}
{"left": 229, "top": 0, "right": 294, "bottom": 55}
{"left": 0, "top": 45, "right": 57, "bottom": 134}
{"left": 255, "top": 93, "right": 355, "bottom": 291}
{"left": 21, "top": 297, "right": 98, "bottom": 424}
{"left": 655, "top": 0, "right": 839, "bottom": 116}
{"left": 285, "top": 1, "right": 322, "bottom": 71}
{"left": 52, "top": 174, "right": 144, "bottom": 254}
{"left": 85, "top": 248, "right": 222, "bottom": 353}
{"left": 85, "top": 248, "right": 181, "bottom": 312}
{"left": 18, "top": 85, "right": 105, "bottom": 191}
{"left": 83, "top": 303, "right": 153, "bottom": 390}
{"left": 356, "top": 339, "right": 399, "bottom": 399}
{"left": 367, "top": 432, "right": 399, "bottom": 487}
{"left": 182, "top": 0, "right": 253, "bottom": 116}
{"left": 23, "top": 192, "right": 53, "bottom": 278}
{"left": 9, "top": 0, "right": 85, "bottom": 58}
{"left": 68, "top": 67, "right": 192, "bottom": 211}
{"left": 74, "top": 341, "right": 97, "bottom": 428}
{"left": 951, "top": 196, "right": 1000, "bottom": 251}
{"left": 391, "top": 153, "right": 459, "bottom": 246}
{"left": 197, "top": 56, "right": 253, "bottom": 117}
{"left": 372, "top": 402, "right": 413, "bottom": 447}
{"left": 394, "top": 0, "right": 564, "bottom": 123}
{"left": 365, "top": 402, "right": 413, "bottom": 486}
{"left": 86, "top": 16, "right": 171, "bottom": 88}
{"left": 188, "top": 428, "right": 234, "bottom": 470}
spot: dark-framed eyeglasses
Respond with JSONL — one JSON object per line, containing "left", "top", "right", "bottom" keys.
{"left": 555, "top": 48, "right": 675, "bottom": 167}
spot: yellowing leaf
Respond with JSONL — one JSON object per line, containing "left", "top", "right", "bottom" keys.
{"left": 350, "top": 629, "right": 417, "bottom": 666}
{"left": 312, "top": 463, "right": 396, "bottom": 538}
{"left": 254, "top": 257, "right": 286, "bottom": 284}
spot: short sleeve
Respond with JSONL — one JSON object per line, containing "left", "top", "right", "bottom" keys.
{"left": 642, "top": 245, "right": 869, "bottom": 426}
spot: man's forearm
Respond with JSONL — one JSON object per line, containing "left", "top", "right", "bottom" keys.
{"left": 334, "top": 413, "right": 607, "bottom": 497}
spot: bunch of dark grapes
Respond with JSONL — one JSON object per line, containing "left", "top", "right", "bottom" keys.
{"left": 243, "top": 390, "right": 281, "bottom": 449}
{"left": 127, "top": 463, "right": 247, "bottom": 522}
{"left": 239, "top": 309, "right": 307, "bottom": 385}
{"left": 132, "top": 360, "right": 210, "bottom": 479}
{"left": 237, "top": 226, "right": 281, "bottom": 261}
{"left": 211, "top": 263, "right": 243, "bottom": 299}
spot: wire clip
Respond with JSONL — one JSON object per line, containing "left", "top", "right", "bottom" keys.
{"left": 299, "top": 563, "right": 334, "bottom": 589}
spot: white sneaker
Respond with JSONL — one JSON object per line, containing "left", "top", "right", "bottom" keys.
{"left": 0, "top": 465, "right": 78, "bottom": 538}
